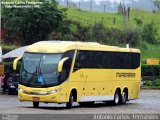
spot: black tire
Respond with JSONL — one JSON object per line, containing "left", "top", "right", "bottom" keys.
{"left": 33, "top": 102, "right": 39, "bottom": 108}
{"left": 8, "top": 89, "right": 11, "bottom": 95}
{"left": 2, "top": 89, "right": 5, "bottom": 94}
{"left": 113, "top": 90, "right": 120, "bottom": 105}
{"left": 120, "top": 90, "right": 128, "bottom": 104}
{"left": 66, "top": 92, "right": 74, "bottom": 109}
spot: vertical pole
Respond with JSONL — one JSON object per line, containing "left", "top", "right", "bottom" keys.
{"left": 79, "top": 1, "right": 80, "bottom": 10}
{"left": 67, "top": 0, "right": 69, "bottom": 8}
{"left": 104, "top": 4, "right": 105, "bottom": 13}
{"left": 90, "top": 0, "right": 92, "bottom": 12}
{"left": 123, "top": 7, "right": 128, "bottom": 29}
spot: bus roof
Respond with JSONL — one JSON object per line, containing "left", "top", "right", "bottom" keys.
{"left": 26, "top": 41, "right": 140, "bottom": 53}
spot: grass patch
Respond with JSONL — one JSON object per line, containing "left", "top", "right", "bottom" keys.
{"left": 66, "top": 8, "right": 160, "bottom": 37}
{"left": 138, "top": 43, "right": 160, "bottom": 62}
{"left": 67, "top": 8, "right": 126, "bottom": 28}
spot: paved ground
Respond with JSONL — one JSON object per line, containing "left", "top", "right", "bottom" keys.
{"left": 0, "top": 89, "right": 160, "bottom": 114}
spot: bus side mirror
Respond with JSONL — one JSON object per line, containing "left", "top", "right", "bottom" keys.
{"left": 13, "top": 57, "right": 22, "bottom": 71}
{"left": 58, "top": 57, "right": 69, "bottom": 73}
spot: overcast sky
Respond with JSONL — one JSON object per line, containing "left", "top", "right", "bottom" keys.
{"left": 65, "top": 0, "right": 140, "bottom": 5}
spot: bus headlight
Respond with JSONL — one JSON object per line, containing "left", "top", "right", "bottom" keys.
{"left": 18, "top": 88, "right": 61, "bottom": 95}
{"left": 47, "top": 88, "right": 62, "bottom": 94}
{"left": 18, "top": 88, "right": 24, "bottom": 92}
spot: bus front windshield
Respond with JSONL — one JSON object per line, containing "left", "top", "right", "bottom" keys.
{"left": 20, "top": 53, "right": 62, "bottom": 87}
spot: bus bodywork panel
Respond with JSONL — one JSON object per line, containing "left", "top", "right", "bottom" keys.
{"left": 68, "top": 67, "right": 141, "bottom": 102}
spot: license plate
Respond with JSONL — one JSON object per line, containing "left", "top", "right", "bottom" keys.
{"left": 32, "top": 97, "right": 40, "bottom": 101}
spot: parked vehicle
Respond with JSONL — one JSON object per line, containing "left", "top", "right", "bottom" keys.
{"left": 2, "top": 72, "right": 19, "bottom": 95}
{"left": 1, "top": 72, "right": 10, "bottom": 94}
{"left": 8, "top": 73, "right": 19, "bottom": 95}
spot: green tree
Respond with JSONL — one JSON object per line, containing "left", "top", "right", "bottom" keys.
{"left": 92, "top": 23, "right": 107, "bottom": 43}
{"left": 119, "top": 28, "right": 141, "bottom": 47}
{"left": 2, "top": 0, "right": 66, "bottom": 45}
{"left": 142, "top": 21, "right": 158, "bottom": 44}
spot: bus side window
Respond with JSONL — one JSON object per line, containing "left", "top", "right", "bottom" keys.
{"left": 74, "top": 51, "right": 84, "bottom": 71}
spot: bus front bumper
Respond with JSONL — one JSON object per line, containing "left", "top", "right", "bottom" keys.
{"left": 18, "top": 85, "right": 62, "bottom": 103}
{"left": 18, "top": 91, "right": 60, "bottom": 103}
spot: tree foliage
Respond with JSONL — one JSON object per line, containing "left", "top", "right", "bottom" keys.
{"left": 2, "top": 0, "right": 66, "bottom": 45}
{"left": 49, "top": 20, "right": 142, "bottom": 47}
{"left": 142, "top": 21, "right": 158, "bottom": 44}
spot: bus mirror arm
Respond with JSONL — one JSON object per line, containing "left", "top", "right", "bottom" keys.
{"left": 13, "top": 57, "right": 22, "bottom": 71}
{"left": 58, "top": 57, "right": 69, "bottom": 73}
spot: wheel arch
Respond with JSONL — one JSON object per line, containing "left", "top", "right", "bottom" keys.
{"left": 68, "top": 88, "right": 77, "bottom": 102}
{"left": 114, "top": 87, "right": 121, "bottom": 95}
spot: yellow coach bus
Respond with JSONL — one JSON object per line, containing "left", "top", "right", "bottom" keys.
{"left": 14, "top": 41, "right": 141, "bottom": 109}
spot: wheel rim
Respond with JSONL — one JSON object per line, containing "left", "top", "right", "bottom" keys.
{"left": 122, "top": 92, "right": 127, "bottom": 103}
{"left": 69, "top": 94, "right": 73, "bottom": 107}
{"left": 115, "top": 92, "right": 119, "bottom": 104}
{"left": 71, "top": 96, "right": 73, "bottom": 104}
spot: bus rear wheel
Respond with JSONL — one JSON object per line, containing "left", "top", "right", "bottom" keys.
{"left": 33, "top": 102, "right": 39, "bottom": 108}
{"left": 66, "top": 92, "right": 74, "bottom": 109}
{"left": 113, "top": 90, "right": 120, "bottom": 105}
{"left": 120, "top": 90, "right": 128, "bottom": 104}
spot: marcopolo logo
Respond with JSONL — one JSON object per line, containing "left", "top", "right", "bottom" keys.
{"left": 116, "top": 72, "right": 136, "bottom": 78}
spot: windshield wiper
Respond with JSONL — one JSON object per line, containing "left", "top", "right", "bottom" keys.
{"left": 39, "top": 67, "right": 47, "bottom": 87}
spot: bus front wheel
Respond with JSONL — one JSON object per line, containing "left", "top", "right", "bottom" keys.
{"left": 33, "top": 102, "right": 39, "bottom": 108}
{"left": 66, "top": 92, "right": 74, "bottom": 109}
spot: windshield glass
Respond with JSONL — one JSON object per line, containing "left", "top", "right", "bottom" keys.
{"left": 20, "top": 53, "right": 62, "bottom": 87}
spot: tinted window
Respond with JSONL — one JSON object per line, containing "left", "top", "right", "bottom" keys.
{"left": 74, "top": 50, "right": 140, "bottom": 71}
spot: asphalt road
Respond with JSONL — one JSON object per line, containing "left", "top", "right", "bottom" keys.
{"left": 0, "top": 89, "right": 160, "bottom": 115}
